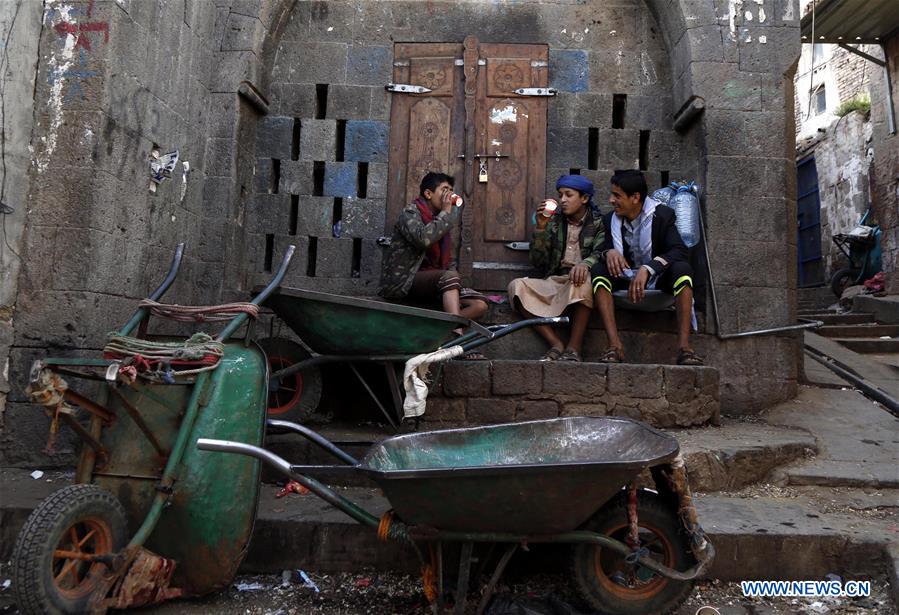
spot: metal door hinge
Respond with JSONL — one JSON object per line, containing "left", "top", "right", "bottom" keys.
{"left": 505, "top": 242, "right": 530, "bottom": 251}
{"left": 385, "top": 83, "right": 432, "bottom": 94}
{"left": 514, "top": 87, "right": 557, "bottom": 97}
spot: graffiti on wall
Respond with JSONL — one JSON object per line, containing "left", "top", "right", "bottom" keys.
{"left": 35, "top": 0, "right": 109, "bottom": 172}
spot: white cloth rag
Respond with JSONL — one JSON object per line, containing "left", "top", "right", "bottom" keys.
{"left": 402, "top": 345, "right": 465, "bottom": 418}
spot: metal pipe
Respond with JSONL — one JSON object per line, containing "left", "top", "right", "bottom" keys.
{"left": 119, "top": 243, "right": 185, "bottom": 336}
{"left": 804, "top": 348, "right": 899, "bottom": 418}
{"left": 196, "top": 438, "right": 381, "bottom": 528}
{"left": 883, "top": 45, "right": 896, "bottom": 135}
{"left": 460, "top": 316, "right": 569, "bottom": 352}
{"left": 717, "top": 320, "right": 824, "bottom": 340}
{"left": 267, "top": 419, "right": 359, "bottom": 465}
{"left": 700, "top": 206, "right": 825, "bottom": 340}
{"left": 217, "top": 245, "right": 295, "bottom": 342}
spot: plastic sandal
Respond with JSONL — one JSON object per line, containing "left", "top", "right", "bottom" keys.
{"left": 558, "top": 349, "right": 582, "bottom": 362}
{"left": 540, "top": 347, "right": 563, "bottom": 362}
{"left": 676, "top": 348, "right": 704, "bottom": 366}
{"left": 598, "top": 347, "right": 625, "bottom": 363}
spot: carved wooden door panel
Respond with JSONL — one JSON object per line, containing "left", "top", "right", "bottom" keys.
{"left": 387, "top": 39, "right": 548, "bottom": 291}
{"left": 469, "top": 42, "right": 548, "bottom": 290}
{"left": 386, "top": 43, "right": 465, "bottom": 226}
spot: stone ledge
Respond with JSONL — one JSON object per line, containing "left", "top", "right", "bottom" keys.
{"left": 427, "top": 360, "right": 720, "bottom": 428}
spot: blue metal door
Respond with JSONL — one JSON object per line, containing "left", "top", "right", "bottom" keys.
{"left": 797, "top": 156, "right": 824, "bottom": 287}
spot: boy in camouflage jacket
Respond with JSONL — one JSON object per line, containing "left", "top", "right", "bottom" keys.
{"left": 379, "top": 172, "right": 488, "bottom": 322}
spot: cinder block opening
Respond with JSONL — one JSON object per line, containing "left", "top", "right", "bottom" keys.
{"left": 264, "top": 234, "right": 274, "bottom": 273}
{"left": 612, "top": 94, "right": 627, "bottom": 129}
{"left": 639, "top": 131, "right": 650, "bottom": 171}
{"left": 291, "top": 119, "right": 301, "bottom": 161}
{"left": 307, "top": 236, "right": 318, "bottom": 277}
{"left": 351, "top": 238, "right": 362, "bottom": 278}
{"left": 357, "top": 162, "right": 369, "bottom": 198}
{"left": 289, "top": 195, "right": 298, "bottom": 236}
{"left": 569, "top": 168, "right": 581, "bottom": 175}
{"left": 271, "top": 159, "right": 281, "bottom": 194}
{"left": 588, "top": 127, "right": 599, "bottom": 170}
{"left": 313, "top": 161, "right": 325, "bottom": 196}
{"left": 333, "top": 197, "right": 343, "bottom": 230}
{"left": 336, "top": 120, "right": 346, "bottom": 161}
{"left": 660, "top": 170, "right": 670, "bottom": 187}
{"left": 315, "top": 84, "right": 328, "bottom": 119}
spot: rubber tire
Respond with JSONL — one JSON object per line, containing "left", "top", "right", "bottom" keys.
{"left": 12, "top": 484, "right": 128, "bottom": 615}
{"left": 570, "top": 490, "right": 696, "bottom": 615}
{"left": 830, "top": 267, "right": 858, "bottom": 298}
{"left": 259, "top": 337, "right": 323, "bottom": 422}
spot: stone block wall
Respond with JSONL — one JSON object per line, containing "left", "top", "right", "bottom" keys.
{"left": 868, "top": 37, "right": 898, "bottom": 294}
{"left": 423, "top": 360, "right": 720, "bottom": 428}
{"left": 241, "top": 0, "right": 699, "bottom": 295}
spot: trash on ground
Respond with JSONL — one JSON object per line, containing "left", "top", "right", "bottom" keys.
{"left": 30, "top": 470, "right": 43, "bottom": 480}
{"left": 298, "top": 570, "right": 320, "bottom": 593}
{"left": 234, "top": 582, "right": 267, "bottom": 592}
{"left": 276, "top": 480, "right": 310, "bottom": 498}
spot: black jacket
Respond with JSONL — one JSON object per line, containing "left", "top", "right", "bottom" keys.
{"left": 597, "top": 204, "right": 688, "bottom": 277}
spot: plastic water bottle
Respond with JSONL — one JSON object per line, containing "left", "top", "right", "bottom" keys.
{"left": 670, "top": 183, "right": 701, "bottom": 248}
{"left": 651, "top": 186, "right": 675, "bottom": 207}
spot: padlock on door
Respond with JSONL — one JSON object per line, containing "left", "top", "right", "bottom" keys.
{"left": 478, "top": 160, "right": 488, "bottom": 183}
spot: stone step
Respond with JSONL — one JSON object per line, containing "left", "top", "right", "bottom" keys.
{"left": 801, "top": 312, "right": 876, "bottom": 325}
{"left": 831, "top": 337, "right": 899, "bottom": 354}
{"left": 785, "top": 461, "right": 899, "bottom": 488}
{"left": 428, "top": 360, "right": 719, "bottom": 429}
{"left": 797, "top": 286, "right": 836, "bottom": 311}
{"left": 817, "top": 324, "right": 899, "bottom": 338}
{"left": 2, "top": 472, "right": 894, "bottom": 589}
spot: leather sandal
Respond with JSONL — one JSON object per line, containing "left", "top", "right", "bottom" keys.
{"left": 558, "top": 349, "right": 582, "bottom": 362}
{"left": 599, "top": 347, "right": 625, "bottom": 363}
{"left": 540, "top": 347, "right": 563, "bottom": 362}
{"left": 676, "top": 348, "right": 704, "bottom": 366}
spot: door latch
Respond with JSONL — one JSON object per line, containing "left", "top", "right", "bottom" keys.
{"left": 385, "top": 83, "right": 432, "bottom": 94}
{"left": 513, "top": 87, "right": 557, "bottom": 97}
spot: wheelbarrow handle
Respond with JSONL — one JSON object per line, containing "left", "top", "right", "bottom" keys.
{"left": 118, "top": 243, "right": 186, "bottom": 336}
{"left": 459, "top": 316, "right": 569, "bottom": 352}
{"left": 196, "top": 438, "right": 380, "bottom": 529}
{"left": 267, "top": 419, "right": 359, "bottom": 465}
{"left": 216, "top": 245, "right": 296, "bottom": 341}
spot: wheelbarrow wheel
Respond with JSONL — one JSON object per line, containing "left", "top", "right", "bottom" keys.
{"left": 12, "top": 484, "right": 128, "bottom": 615}
{"left": 570, "top": 489, "right": 695, "bottom": 615}
{"left": 830, "top": 267, "right": 858, "bottom": 298}
{"left": 259, "top": 337, "right": 322, "bottom": 422}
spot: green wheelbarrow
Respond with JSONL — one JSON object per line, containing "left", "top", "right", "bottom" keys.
{"left": 258, "top": 286, "right": 569, "bottom": 426}
{"left": 12, "top": 244, "right": 297, "bottom": 614}
{"left": 199, "top": 416, "right": 716, "bottom": 615}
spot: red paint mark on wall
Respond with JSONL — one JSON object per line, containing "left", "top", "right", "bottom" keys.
{"left": 54, "top": 21, "right": 109, "bottom": 51}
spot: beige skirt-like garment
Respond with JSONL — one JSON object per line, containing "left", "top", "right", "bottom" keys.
{"left": 507, "top": 274, "right": 594, "bottom": 318}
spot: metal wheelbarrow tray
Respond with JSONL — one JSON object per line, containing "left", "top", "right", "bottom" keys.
{"left": 360, "top": 416, "right": 679, "bottom": 533}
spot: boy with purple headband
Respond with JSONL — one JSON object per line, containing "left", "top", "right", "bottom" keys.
{"left": 507, "top": 175, "right": 605, "bottom": 362}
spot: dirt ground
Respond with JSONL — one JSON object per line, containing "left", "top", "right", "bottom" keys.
{"left": 1, "top": 565, "right": 892, "bottom": 614}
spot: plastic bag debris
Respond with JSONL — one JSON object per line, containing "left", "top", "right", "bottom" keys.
{"left": 149, "top": 150, "right": 179, "bottom": 187}
{"left": 30, "top": 470, "right": 44, "bottom": 480}
{"left": 276, "top": 480, "right": 310, "bottom": 498}
{"left": 298, "top": 570, "right": 320, "bottom": 593}
{"left": 1, "top": 579, "right": 11, "bottom": 591}
{"left": 234, "top": 582, "right": 267, "bottom": 591}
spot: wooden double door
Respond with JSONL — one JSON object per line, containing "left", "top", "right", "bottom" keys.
{"left": 386, "top": 37, "right": 549, "bottom": 290}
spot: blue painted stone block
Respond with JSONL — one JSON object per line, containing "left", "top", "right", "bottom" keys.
{"left": 345, "top": 120, "right": 389, "bottom": 162}
{"left": 549, "top": 49, "right": 588, "bottom": 93}
{"left": 323, "top": 162, "right": 358, "bottom": 198}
